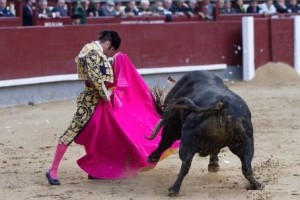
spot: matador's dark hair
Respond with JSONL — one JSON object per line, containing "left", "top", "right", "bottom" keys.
{"left": 98, "top": 30, "right": 121, "bottom": 50}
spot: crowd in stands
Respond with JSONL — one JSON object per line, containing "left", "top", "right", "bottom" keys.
{"left": 217, "top": 0, "right": 300, "bottom": 15}
{"left": 0, "top": 0, "right": 300, "bottom": 25}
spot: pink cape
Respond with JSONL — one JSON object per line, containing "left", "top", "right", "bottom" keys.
{"left": 74, "top": 52, "right": 179, "bottom": 179}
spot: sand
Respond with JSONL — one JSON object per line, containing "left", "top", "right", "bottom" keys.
{"left": 0, "top": 63, "right": 300, "bottom": 200}
{"left": 251, "top": 62, "right": 300, "bottom": 86}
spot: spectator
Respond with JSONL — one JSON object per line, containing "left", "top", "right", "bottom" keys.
{"left": 220, "top": 0, "right": 236, "bottom": 13}
{"left": 187, "top": 0, "right": 200, "bottom": 17}
{"left": 246, "top": 0, "right": 262, "bottom": 13}
{"left": 71, "top": 12, "right": 82, "bottom": 25}
{"left": 259, "top": 0, "right": 277, "bottom": 15}
{"left": 217, "top": 0, "right": 225, "bottom": 12}
{"left": 172, "top": 0, "right": 189, "bottom": 16}
{"left": 23, "top": 0, "right": 35, "bottom": 26}
{"left": 37, "top": 0, "right": 52, "bottom": 18}
{"left": 114, "top": 0, "right": 126, "bottom": 16}
{"left": 0, "top": 0, "right": 14, "bottom": 16}
{"left": 124, "top": 0, "right": 139, "bottom": 16}
{"left": 99, "top": 0, "right": 117, "bottom": 16}
{"left": 199, "top": 0, "right": 214, "bottom": 20}
{"left": 233, "top": 0, "right": 245, "bottom": 13}
{"left": 286, "top": 0, "right": 300, "bottom": 13}
{"left": 86, "top": 0, "right": 101, "bottom": 17}
{"left": 274, "top": 0, "right": 289, "bottom": 13}
{"left": 83, "top": 0, "right": 90, "bottom": 10}
{"left": 72, "top": 0, "right": 86, "bottom": 24}
{"left": 137, "top": 0, "right": 152, "bottom": 16}
{"left": 52, "top": 0, "right": 68, "bottom": 17}
{"left": 150, "top": 0, "right": 165, "bottom": 16}
{"left": 162, "top": 0, "right": 175, "bottom": 15}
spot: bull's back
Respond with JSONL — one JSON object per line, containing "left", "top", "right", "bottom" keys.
{"left": 166, "top": 71, "right": 223, "bottom": 100}
{"left": 166, "top": 71, "right": 251, "bottom": 119}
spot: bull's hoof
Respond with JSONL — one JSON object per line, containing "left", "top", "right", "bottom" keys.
{"left": 147, "top": 156, "right": 159, "bottom": 163}
{"left": 247, "top": 182, "right": 264, "bottom": 190}
{"left": 168, "top": 187, "right": 179, "bottom": 196}
{"left": 208, "top": 164, "right": 219, "bottom": 173}
{"left": 147, "top": 153, "right": 160, "bottom": 163}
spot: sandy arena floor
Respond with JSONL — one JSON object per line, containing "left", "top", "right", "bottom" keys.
{"left": 0, "top": 63, "right": 299, "bottom": 200}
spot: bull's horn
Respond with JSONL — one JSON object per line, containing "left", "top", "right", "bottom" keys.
{"left": 167, "top": 76, "right": 177, "bottom": 83}
{"left": 216, "top": 102, "right": 223, "bottom": 110}
{"left": 145, "top": 119, "right": 164, "bottom": 140}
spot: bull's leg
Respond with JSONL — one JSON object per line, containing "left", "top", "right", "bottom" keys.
{"left": 148, "top": 138, "right": 176, "bottom": 163}
{"left": 229, "top": 135, "right": 263, "bottom": 189}
{"left": 208, "top": 153, "right": 220, "bottom": 173}
{"left": 168, "top": 140, "right": 195, "bottom": 196}
{"left": 240, "top": 154, "right": 263, "bottom": 190}
{"left": 148, "top": 122, "right": 181, "bottom": 163}
{"left": 168, "top": 115, "right": 198, "bottom": 196}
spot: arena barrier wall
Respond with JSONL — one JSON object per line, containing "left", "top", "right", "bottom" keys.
{"left": 0, "top": 17, "right": 298, "bottom": 107}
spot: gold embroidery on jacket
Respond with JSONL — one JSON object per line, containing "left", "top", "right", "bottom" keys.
{"left": 59, "top": 41, "right": 114, "bottom": 145}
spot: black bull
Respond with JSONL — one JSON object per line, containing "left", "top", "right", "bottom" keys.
{"left": 146, "top": 71, "right": 263, "bottom": 196}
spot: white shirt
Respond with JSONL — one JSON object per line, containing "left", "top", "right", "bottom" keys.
{"left": 259, "top": 3, "right": 277, "bottom": 14}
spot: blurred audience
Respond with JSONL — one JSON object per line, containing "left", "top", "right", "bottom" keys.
{"left": 52, "top": 0, "right": 68, "bottom": 17}
{"left": 259, "top": 0, "right": 277, "bottom": 15}
{"left": 37, "top": 0, "right": 52, "bottom": 18}
{"left": 150, "top": 0, "right": 165, "bottom": 16}
{"left": 246, "top": 0, "right": 262, "bottom": 13}
{"left": 217, "top": 0, "right": 225, "bottom": 12}
{"left": 137, "top": 0, "right": 152, "bottom": 16}
{"left": 187, "top": 0, "right": 200, "bottom": 17}
{"left": 124, "top": 0, "right": 139, "bottom": 16}
{"left": 0, "top": 0, "right": 14, "bottom": 16}
{"left": 114, "top": 0, "right": 126, "bottom": 16}
{"left": 287, "top": 0, "right": 300, "bottom": 13}
{"left": 99, "top": 0, "right": 118, "bottom": 16}
{"left": 14, "top": 0, "right": 300, "bottom": 26}
{"left": 23, "top": 0, "right": 35, "bottom": 26}
{"left": 220, "top": 0, "right": 236, "bottom": 13}
{"left": 162, "top": 0, "right": 175, "bottom": 15}
{"left": 86, "top": 0, "right": 101, "bottom": 17}
{"left": 199, "top": 0, "right": 214, "bottom": 20}
{"left": 233, "top": 0, "right": 245, "bottom": 13}
{"left": 83, "top": 0, "right": 90, "bottom": 11}
{"left": 274, "top": 0, "right": 288, "bottom": 13}
{"left": 172, "top": 0, "right": 189, "bottom": 16}
{"left": 72, "top": 0, "right": 86, "bottom": 24}
{"left": 71, "top": 12, "right": 82, "bottom": 25}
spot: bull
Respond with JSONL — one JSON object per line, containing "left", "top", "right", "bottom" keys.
{"left": 147, "top": 70, "right": 263, "bottom": 196}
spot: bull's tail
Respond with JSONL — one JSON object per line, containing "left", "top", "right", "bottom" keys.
{"left": 146, "top": 97, "right": 224, "bottom": 140}
{"left": 166, "top": 97, "right": 223, "bottom": 114}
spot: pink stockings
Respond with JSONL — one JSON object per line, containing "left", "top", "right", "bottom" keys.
{"left": 48, "top": 143, "right": 68, "bottom": 180}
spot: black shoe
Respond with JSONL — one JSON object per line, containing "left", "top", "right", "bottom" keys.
{"left": 46, "top": 170, "right": 61, "bottom": 185}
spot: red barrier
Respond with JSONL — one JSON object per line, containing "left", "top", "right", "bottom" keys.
{"left": 34, "top": 17, "right": 72, "bottom": 26}
{"left": 0, "top": 21, "right": 242, "bottom": 80}
{"left": 0, "top": 16, "right": 296, "bottom": 80}
{"left": 270, "top": 18, "right": 294, "bottom": 67}
{"left": 0, "top": 17, "right": 22, "bottom": 27}
{"left": 254, "top": 18, "right": 272, "bottom": 68}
